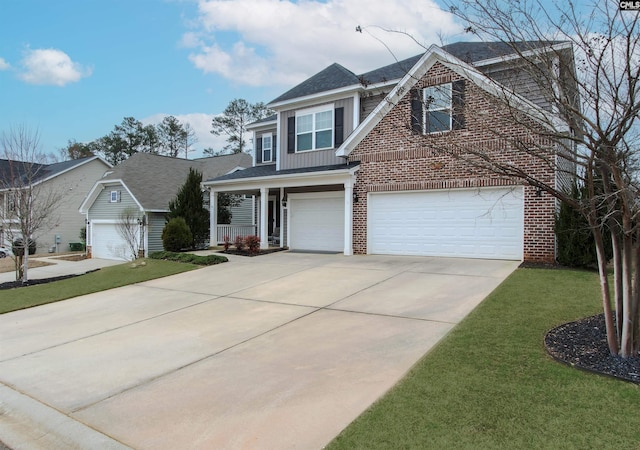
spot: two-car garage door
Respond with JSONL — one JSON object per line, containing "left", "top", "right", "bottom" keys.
{"left": 368, "top": 187, "right": 523, "bottom": 260}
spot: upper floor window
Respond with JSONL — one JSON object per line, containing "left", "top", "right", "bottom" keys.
{"left": 287, "top": 105, "right": 344, "bottom": 154}
{"left": 296, "top": 106, "right": 333, "bottom": 151}
{"left": 424, "top": 83, "right": 452, "bottom": 133}
{"left": 411, "top": 80, "right": 465, "bottom": 134}
{"left": 110, "top": 191, "right": 120, "bottom": 203}
{"left": 262, "top": 133, "right": 273, "bottom": 162}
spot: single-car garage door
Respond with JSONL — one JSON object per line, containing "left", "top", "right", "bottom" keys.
{"left": 368, "top": 187, "right": 523, "bottom": 260}
{"left": 289, "top": 192, "right": 344, "bottom": 252}
{"left": 92, "top": 222, "right": 136, "bottom": 261}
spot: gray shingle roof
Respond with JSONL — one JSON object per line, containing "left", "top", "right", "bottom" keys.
{"left": 103, "top": 152, "right": 252, "bottom": 210}
{"left": 270, "top": 63, "right": 360, "bottom": 104}
{"left": 0, "top": 156, "right": 97, "bottom": 187}
{"left": 269, "top": 41, "right": 564, "bottom": 104}
{"left": 208, "top": 161, "right": 360, "bottom": 183}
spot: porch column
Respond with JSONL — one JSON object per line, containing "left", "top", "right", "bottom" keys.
{"left": 344, "top": 179, "right": 354, "bottom": 256}
{"left": 260, "top": 187, "right": 268, "bottom": 249}
{"left": 209, "top": 189, "right": 218, "bottom": 246}
{"left": 279, "top": 187, "right": 285, "bottom": 246}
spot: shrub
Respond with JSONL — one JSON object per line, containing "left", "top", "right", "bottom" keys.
{"left": 245, "top": 235, "right": 261, "bottom": 254}
{"left": 149, "top": 251, "right": 228, "bottom": 266}
{"left": 12, "top": 238, "right": 36, "bottom": 256}
{"left": 234, "top": 235, "right": 245, "bottom": 251}
{"left": 556, "top": 184, "right": 612, "bottom": 268}
{"left": 162, "top": 217, "right": 193, "bottom": 252}
{"left": 223, "top": 235, "right": 231, "bottom": 251}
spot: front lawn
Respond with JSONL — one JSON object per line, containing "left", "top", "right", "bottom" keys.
{"left": 328, "top": 268, "right": 640, "bottom": 449}
{"left": 0, "top": 258, "right": 201, "bottom": 314}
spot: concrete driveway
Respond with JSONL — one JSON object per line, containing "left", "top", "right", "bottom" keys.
{"left": 0, "top": 252, "right": 519, "bottom": 449}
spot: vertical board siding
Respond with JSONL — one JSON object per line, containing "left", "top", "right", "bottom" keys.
{"left": 279, "top": 98, "right": 354, "bottom": 170}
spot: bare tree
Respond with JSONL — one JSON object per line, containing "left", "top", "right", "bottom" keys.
{"left": 0, "top": 125, "right": 65, "bottom": 282}
{"left": 370, "top": 0, "right": 638, "bottom": 356}
{"left": 116, "top": 207, "right": 142, "bottom": 261}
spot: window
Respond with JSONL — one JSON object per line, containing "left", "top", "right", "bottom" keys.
{"left": 424, "top": 83, "right": 452, "bottom": 133}
{"left": 110, "top": 191, "right": 119, "bottom": 203}
{"left": 262, "top": 133, "right": 272, "bottom": 162}
{"left": 296, "top": 106, "right": 333, "bottom": 151}
{"left": 7, "top": 191, "right": 18, "bottom": 212}
{"left": 411, "top": 80, "right": 465, "bottom": 135}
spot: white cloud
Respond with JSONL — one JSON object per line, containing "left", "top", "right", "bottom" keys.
{"left": 142, "top": 112, "right": 229, "bottom": 158}
{"left": 0, "top": 57, "right": 10, "bottom": 70}
{"left": 18, "top": 48, "right": 92, "bottom": 86}
{"left": 184, "top": 0, "right": 462, "bottom": 88}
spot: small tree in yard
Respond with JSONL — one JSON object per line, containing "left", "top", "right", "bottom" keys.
{"left": 376, "top": 0, "right": 640, "bottom": 356}
{"left": 116, "top": 207, "right": 141, "bottom": 260}
{"left": 162, "top": 217, "right": 192, "bottom": 252}
{"left": 168, "top": 168, "right": 209, "bottom": 249}
{"left": 0, "top": 125, "right": 65, "bottom": 283}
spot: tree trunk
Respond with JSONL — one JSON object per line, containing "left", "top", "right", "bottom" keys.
{"left": 593, "top": 225, "right": 619, "bottom": 355}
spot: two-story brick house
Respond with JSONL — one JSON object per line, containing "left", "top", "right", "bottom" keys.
{"left": 204, "top": 41, "right": 576, "bottom": 262}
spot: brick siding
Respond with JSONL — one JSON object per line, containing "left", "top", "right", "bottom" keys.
{"left": 350, "top": 62, "right": 557, "bottom": 263}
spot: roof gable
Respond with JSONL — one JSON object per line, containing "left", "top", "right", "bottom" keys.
{"left": 87, "top": 152, "right": 252, "bottom": 211}
{"left": 336, "top": 44, "right": 568, "bottom": 157}
{"left": 270, "top": 63, "right": 359, "bottom": 104}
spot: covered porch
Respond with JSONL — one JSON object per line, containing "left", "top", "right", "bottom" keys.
{"left": 203, "top": 164, "right": 359, "bottom": 255}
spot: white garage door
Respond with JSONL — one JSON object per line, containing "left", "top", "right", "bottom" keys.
{"left": 92, "top": 222, "right": 136, "bottom": 261}
{"left": 368, "top": 187, "right": 523, "bottom": 260}
{"left": 289, "top": 192, "right": 344, "bottom": 252}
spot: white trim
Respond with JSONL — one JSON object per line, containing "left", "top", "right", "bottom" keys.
{"left": 79, "top": 179, "right": 144, "bottom": 213}
{"left": 203, "top": 166, "right": 359, "bottom": 191}
{"left": 276, "top": 114, "right": 282, "bottom": 171}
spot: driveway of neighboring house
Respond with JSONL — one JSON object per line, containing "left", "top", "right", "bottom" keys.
{"left": 0, "top": 252, "right": 519, "bottom": 449}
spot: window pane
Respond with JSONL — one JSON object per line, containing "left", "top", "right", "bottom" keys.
{"left": 315, "top": 110, "right": 333, "bottom": 130}
{"left": 263, "top": 136, "right": 272, "bottom": 150}
{"left": 427, "top": 110, "right": 451, "bottom": 133}
{"left": 297, "top": 114, "right": 313, "bottom": 133}
{"left": 316, "top": 130, "right": 332, "bottom": 148}
{"left": 263, "top": 149, "right": 271, "bottom": 161}
{"left": 298, "top": 133, "right": 312, "bottom": 151}
{"left": 424, "top": 84, "right": 451, "bottom": 110}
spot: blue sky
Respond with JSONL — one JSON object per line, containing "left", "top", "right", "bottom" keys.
{"left": 1, "top": 0, "right": 578, "bottom": 159}
{"left": 0, "top": 0, "right": 466, "bottom": 159}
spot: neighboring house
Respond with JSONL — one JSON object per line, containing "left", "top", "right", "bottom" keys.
{"left": 79, "top": 152, "right": 252, "bottom": 261}
{"left": 203, "top": 42, "right": 578, "bottom": 262}
{"left": 0, "top": 156, "right": 112, "bottom": 254}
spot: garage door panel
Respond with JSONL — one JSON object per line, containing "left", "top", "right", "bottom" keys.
{"left": 368, "top": 188, "right": 523, "bottom": 260}
{"left": 289, "top": 194, "right": 344, "bottom": 253}
{"left": 92, "top": 223, "right": 137, "bottom": 261}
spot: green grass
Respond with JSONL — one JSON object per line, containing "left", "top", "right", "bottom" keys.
{"left": 328, "top": 268, "right": 640, "bottom": 449}
{"left": 0, "top": 258, "right": 201, "bottom": 314}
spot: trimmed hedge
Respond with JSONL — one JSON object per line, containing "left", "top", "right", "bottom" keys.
{"left": 149, "top": 251, "right": 228, "bottom": 266}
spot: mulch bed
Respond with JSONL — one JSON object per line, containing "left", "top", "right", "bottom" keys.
{"left": 545, "top": 314, "right": 640, "bottom": 384}
{"left": 0, "top": 273, "right": 85, "bottom": 290}
{"left": 219, "top": 247, "right": 288, "bottom": 257}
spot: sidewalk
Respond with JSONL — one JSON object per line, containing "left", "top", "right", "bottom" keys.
{"left": 0, "top": 255, "right": 122, "bottom": 284}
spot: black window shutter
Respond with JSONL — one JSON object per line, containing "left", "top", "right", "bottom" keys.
{"left": 452, "top": 79, "right": 466, "bottom": 130}
{"left": 273, "top": 135, "right": 277, "bottom": 162}
{"left": 334, "top": 107, "right": 344, "bottom": 147}
{"left": 256, "top": 137, "right": 263, "bottom": 163}
{"left": 410, "top": 89, "right": 423, "bottom": 134}
{"left": 287, "top": 117, "right": 295, "bottom": 153}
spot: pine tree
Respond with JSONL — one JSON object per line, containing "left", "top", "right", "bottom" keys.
{"left": 168, "top": 168, "right": 209, "bottom": 248}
